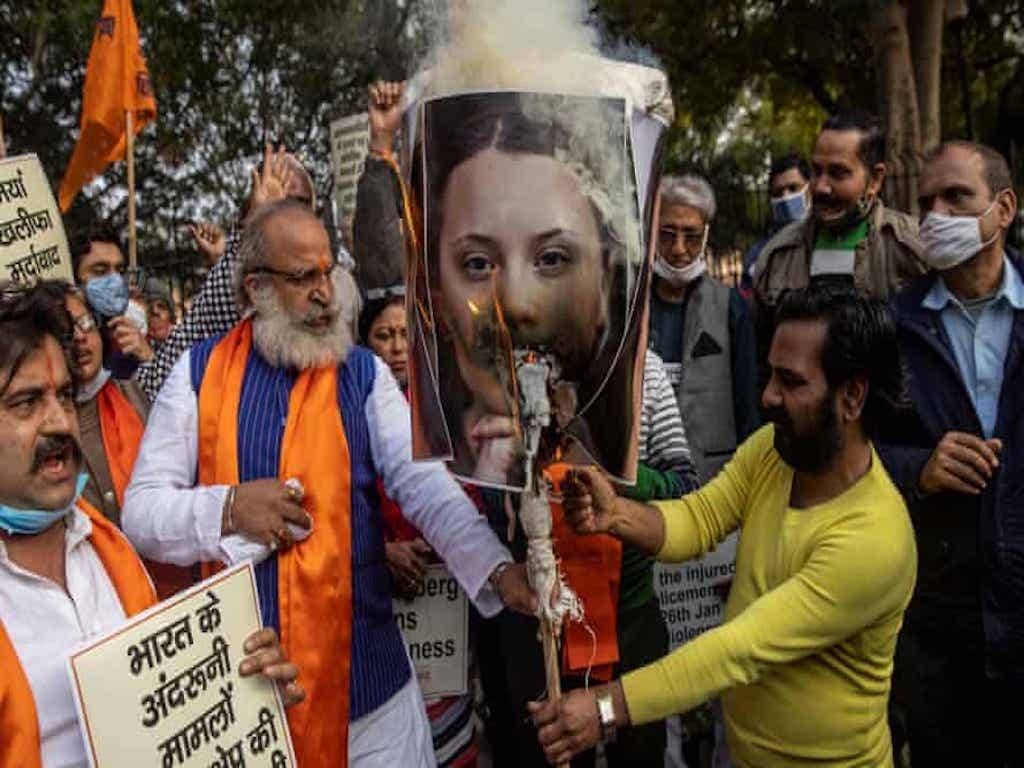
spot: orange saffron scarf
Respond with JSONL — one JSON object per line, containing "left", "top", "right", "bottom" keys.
{"left": 95, "top": 381, "right": 145, "bottom": 509}
{"left": 0, "top": 499, "right": 156, "bottom": 768}
{"left": 197, "top": 319, "right": 353, "bottom": 768}
{"left": 546, "top": 463, "right": 622, "bottom": 681}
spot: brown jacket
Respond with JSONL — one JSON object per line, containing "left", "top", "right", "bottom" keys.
{"left": 77, "top": 377, "right": 150, "bottom": 527}
{"left": 752, "top": 201, "right": 927, "bottom": 363}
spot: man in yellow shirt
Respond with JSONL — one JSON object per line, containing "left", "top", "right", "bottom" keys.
{"left": 531, "top": 286, "right": 917, "bottom": 767}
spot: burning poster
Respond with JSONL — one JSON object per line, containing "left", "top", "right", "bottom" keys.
{"left": 407, "top": 89, "right": 657, "bottom": 491}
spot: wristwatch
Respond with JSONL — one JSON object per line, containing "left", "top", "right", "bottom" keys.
{"left": 595, "top": 690, "right": 617, "bottom": 744}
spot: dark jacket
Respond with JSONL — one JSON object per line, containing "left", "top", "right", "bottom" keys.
{"left": 878, "top": 248, "right": 1024, "bottom": 680}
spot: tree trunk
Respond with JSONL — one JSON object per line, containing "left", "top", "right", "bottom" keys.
{"left": 871, "top": 0, "right": 922, "bottom": 214}
{"left": 910, "top": 0, "right": 945, "bottom": 153}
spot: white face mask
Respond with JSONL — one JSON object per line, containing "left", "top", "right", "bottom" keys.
{"left": 654, "top": 225, "right": 708, "bottom": 287}
{"left": 920, "top": 196, "right": 1003, "bottom": 271}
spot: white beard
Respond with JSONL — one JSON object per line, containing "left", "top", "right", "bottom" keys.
{"left": 250, "top": 271, "right": 358, "bottom": 370}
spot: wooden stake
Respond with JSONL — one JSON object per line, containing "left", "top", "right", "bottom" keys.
{"left": 542, "top": 614, "right": 569, "bottom": 768}
{"left": 126, "top": 110, "right": 137, "bottom": 269}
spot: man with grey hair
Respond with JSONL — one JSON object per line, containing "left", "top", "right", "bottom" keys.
{"left": 650, "top": 173, "right": 760, "bottom": 484}
{"left": 122, "top": 199, "right": 538, "bottom": 767}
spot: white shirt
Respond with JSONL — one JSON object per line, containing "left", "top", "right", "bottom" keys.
{"left": 122, "top": 352, "right": 509, "bottom": 617}
{"left": 0, "top": 509, "right": 127, "bottom": 768}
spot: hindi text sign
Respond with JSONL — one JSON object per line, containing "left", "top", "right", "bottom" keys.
{"left": 0, "top": 154, "right": 72, "bottom": 284}
{"left": 329, "top": 112, "right": 370, "bottom": 224}
{"left": 68, "top": 562, "right": 296, "bottom": 768}
{"left": 393, "top": 565, "right": 469, "bottom": 698}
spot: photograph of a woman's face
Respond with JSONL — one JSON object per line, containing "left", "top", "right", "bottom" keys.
{"left": 408, "top": 90, "right": 650, "bottom": 490}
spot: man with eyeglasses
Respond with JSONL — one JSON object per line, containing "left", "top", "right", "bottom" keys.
{"left": 650, "top": 174, "right": 760, "bottom": 485}
{"left": 121, "top": 198, "right": 539, "bottom": 767}
{"left": 132, "top": 144, "right": 319, "bottom": 401}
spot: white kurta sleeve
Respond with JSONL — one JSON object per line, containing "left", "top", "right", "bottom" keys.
{"left": 122, "top": 351, "right": 264, "bottom": 567}
{"left": 366, "top": 357, "right": 510, "bottom": 617}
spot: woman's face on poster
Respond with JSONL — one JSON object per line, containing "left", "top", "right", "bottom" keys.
{"left": 437, "top": 147, "right": 609, "bottom": 414}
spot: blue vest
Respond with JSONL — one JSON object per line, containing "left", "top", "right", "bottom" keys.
{"left": 190, "top": 338, "right": 410, "bottom": 719}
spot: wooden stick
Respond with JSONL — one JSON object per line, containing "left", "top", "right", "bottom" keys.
{"left": 541, "top": 616, "right": 569, "bottom": 768}
{"left": 126, "top": 110, "right": 137, "bottom": 269}
{"left": 0, "top": 113, "right": 6, "bottom": 159}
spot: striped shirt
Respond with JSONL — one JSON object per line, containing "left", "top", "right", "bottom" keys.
{"left": 638, "top": 350, "right": 698, "bottom": 487}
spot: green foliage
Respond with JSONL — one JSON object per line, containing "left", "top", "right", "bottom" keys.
{"left": 0, "top": 0, "right": 433, "bottom": 271}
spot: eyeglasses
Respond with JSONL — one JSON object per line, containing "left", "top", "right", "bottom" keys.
{"left": 249, "top": 262, "right": 340, "bottom": 291}
{"left": 658, "top": 226, "right": 707, "bottom": 252}
{"left": 72, "top": 314, "right": 97, "bottom": 334}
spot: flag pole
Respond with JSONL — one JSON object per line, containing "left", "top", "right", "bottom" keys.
{"left": 126, "top": 109, "right": 137, "bottom": 269}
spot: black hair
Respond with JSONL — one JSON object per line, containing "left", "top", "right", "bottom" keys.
{"left": 775, "top": 284, "right": 907, "bottom": 440}
{"left": 358, "top": 294, "right": 404, "bottom": 345}
{"left": 68, "top": 219, "right": 124, "bottom": 279}
{"left": 769, "top": 153, "right": 811, "bottom": 186}
{"left": 0, "top": 281, "right": 77, "bottom": 398}
{"left": 923, "top": 140, "right": 1014, "bottom": 198}
{"left": 821, "top": 111, "right": 886, "bottom": 169}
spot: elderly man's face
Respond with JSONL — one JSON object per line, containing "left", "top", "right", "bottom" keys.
{"left": 246, "top": 212, "right": 338, "bottom": 333}
{"left": 658, "top": 204, "right": 706, "bottom": 269}
{"left": 0, "top": 337, "right": 82, "bottom": 512}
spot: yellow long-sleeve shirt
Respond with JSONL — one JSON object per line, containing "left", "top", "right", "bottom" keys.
{"left": 621, "top": 425, "right": 916, "bottom": 767}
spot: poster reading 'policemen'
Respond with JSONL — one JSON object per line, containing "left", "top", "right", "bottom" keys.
{"left": 0, "top": 154, "right": 72, "bottom": 284}
{"left": 407, "top": 89, "right": 658, "bottom": 491}
{"left": 68, "top": 563, "right": 295, "bottom": 768}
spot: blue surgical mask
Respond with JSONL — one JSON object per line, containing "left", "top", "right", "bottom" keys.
{"left": 0, "top": 473, "right": 89, "bottom": 536}
{"left": 84, "top": 273, "right": 129, "bottom": 318}
{"left": 771, "top": 186, "right": 809, "bottom": 226}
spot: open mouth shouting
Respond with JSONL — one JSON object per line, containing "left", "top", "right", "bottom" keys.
{"left": 31, "top": 436, "right": 82, "bottom": 483}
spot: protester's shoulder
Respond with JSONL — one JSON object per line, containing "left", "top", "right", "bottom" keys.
{"left": 756, "top": 219, "right": 807, "bottom": 265}
{"left": 733, "top": 424, "right": 779, "bottom": 473}
{"left": 752, "top": 219, "right": 809, "bottom": 294}
{"left": 877, "top": 203, "right": 924, "bottom": 257}
{"left": 114, "top": 378, "right": 151, "bottom": 418}
{"left": 341, "top": 345, "right": 380, "bottom": 395}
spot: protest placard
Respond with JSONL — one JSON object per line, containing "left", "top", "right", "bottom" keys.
{"left": 393, "top": 565, "right": 469, "bottom": 699}
{"left": 0, "top": 154, "right": 72, "bottom": 284}
{"left": 329, "top": 112, "right": 370, "bottom": 223}
{"left": 68, "top": 562, "right": 296, "bottom": 768}
{"left": 655, "top": 532, "right": 738, "bottom": 651}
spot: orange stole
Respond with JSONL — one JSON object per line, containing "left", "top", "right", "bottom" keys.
{"left": 546, "top": 464, "right": 622, "bottom": 681}
{"left": 0, "top": 499, "right": 156, "bottom": 768}
{"left": 96, "top": 381, "right": 192, "bottom": 600}
{"left": 96, "top": 380, "right": 145, "bottom": 509}
{"left": 197, "top": 320, "right": 353, "bottom": 768}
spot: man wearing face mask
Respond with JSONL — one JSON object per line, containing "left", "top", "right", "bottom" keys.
{"left": 740, "top": 154, "right": 812, "bottom": 298}
{"left": 877, "top": 141, "right": 1021, "bottom": 767}
{"left": 753, "top": 112, "right": 926, "bottom": 374}
{"left": 70, "top": 221, "right": 153, "bottom": 379}
{"left": 649, "top": 174, "right": 760, "bottom": 483}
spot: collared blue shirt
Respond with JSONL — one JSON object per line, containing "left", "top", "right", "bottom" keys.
{"left": 922, "top": 256, "right": 1024, "bottom": 437}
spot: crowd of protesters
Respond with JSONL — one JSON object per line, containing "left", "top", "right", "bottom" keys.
{"left": 0, "top": 60, "right": 1021, "bottom": 768}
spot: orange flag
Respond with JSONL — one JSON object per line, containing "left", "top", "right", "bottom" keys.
{"left": 58, "top": 0, "right": 156, "bottom": 212}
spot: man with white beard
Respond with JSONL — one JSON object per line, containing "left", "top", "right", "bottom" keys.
{"left": 122, "top": 199, "right": 537, "bottom": 767}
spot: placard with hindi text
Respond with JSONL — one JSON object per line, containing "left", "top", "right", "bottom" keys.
{"left": 0, "top": 154, "right": 72, "bottom": 285}
{"left": 68, "top": 562, "right": 296, "bottom": 768}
